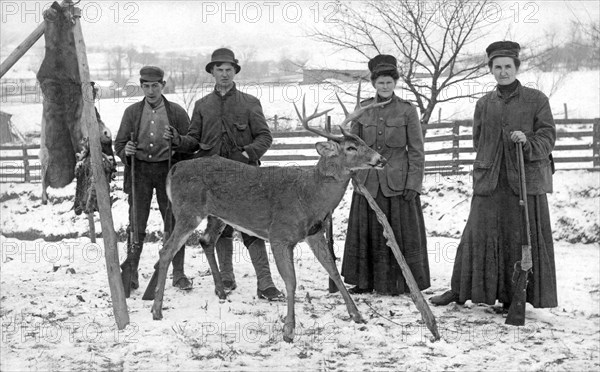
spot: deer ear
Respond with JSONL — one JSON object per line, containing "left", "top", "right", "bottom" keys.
{"left": 315, "top": 141, "right": 339, "bottom": 157}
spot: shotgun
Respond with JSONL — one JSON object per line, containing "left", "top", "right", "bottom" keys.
{"left": 506, "top": 142, "right": 533, "bottom": 326}
{"left": 121, "top": 132, "right": 139, "bottom": 298}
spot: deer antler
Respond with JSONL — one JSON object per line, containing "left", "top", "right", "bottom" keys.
{"left": 293, "top": 96, "right": 340, "bottom": 141}
{"left": 336, "top": 80, "right": 392, "bottom": 129}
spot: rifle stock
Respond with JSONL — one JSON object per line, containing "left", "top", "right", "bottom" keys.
{"left": 121, "top": 132, "right": 138, "bottom": 298}
{"left": 506, "top": 142, "right": 532, "bottom": 326}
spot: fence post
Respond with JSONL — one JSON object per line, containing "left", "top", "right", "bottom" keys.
{"left": 22, "top": 144, "right": 31, "bottom": 183}
{"left": 452, "top": 120, "right": 460, "bottom": 174}
{"left": 593, "top": 118, "right": 600, "bottom": 168}
{"left": 273, "top": 114, "right": 278, "bottom": 132}
{"left": 564, "top": 103, "right": 568, "bottom": 120}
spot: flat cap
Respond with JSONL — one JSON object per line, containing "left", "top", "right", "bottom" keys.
{"left": 139, "top": 66, "right": 164, "bottom": 82}
{"left": 486, "top": 41, "right": 521, "bottom": 60}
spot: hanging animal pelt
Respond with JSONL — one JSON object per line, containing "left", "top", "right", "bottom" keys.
{"left": 37, "top": 2, "right": 82, "bottom": 197}
{"left": 37, "top": 1, "right": 115, "bottom": 208}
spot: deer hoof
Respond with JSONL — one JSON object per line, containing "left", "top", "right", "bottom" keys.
{"left": 151, "top": 306, "right": 163, "bottom": 320}
{"left": 283, "top": 323, "right": 295, "bottom": 343}
{"left": 214, "top": 288, "right": 228, "bottom": 300}
{"left": 351, "top": 313, "right": 367, "bottom": 324}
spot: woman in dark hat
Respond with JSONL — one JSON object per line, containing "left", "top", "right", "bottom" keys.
{"left": 341, "top": 54, "right": 430, "bottom": 295}
{"left": 430, "top": 41, "right": 558, "bottom": 311}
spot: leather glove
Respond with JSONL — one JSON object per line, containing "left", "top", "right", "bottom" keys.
{"left": 402, "top": 189, "right": 418, "bottom": 201}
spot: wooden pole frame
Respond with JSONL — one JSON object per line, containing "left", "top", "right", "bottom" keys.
{"left": 70, "top": 3, "right": 129, "bottom": 329}
{"left": 0, "top": 0, "right": 129, "bottom": 328}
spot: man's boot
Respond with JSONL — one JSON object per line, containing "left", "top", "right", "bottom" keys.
{"left": 172, "top": 246, "right": 192, "bottom": 289}
{"left": 248, "top": 239, "right": 284, "bottom": 301}
{"left": 216, "top": 237, "right": 236, "bottom": 291}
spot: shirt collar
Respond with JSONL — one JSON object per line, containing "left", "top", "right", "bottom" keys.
{"left": 214, "top": 82, "right": 237, "bottom": 98}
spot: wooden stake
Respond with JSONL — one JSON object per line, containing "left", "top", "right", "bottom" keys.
{"left": 0, "top": 23, "right": 45, "bottom": 78}
{"left": 71, "top": 6, "right": 129, "bottom": 329}
{"left": 0, "top": 0, "right": 68, "bottom": 78}
{"left": 87, "top": 213, "right": 96, "bottom": 243}
{"left": 352, "top": 176, "right": 440, "bottom": 341}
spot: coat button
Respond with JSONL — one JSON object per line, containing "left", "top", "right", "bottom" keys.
{"left": 378, "top": 131, "right": 383, "bottom": 135}
{"left": 149, "top": 143, "right": 153, "bottom": 147}
{"left": 149, "top": 155, "right": 153, "bottom": 159}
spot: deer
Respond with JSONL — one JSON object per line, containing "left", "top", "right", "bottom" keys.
{"left": 146, "top": 89, "right": 390, "bottom": 342}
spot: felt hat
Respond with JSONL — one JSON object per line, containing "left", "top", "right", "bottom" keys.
{"left": 205, "top": 48, "right": 241, "bottom": 74}
{"left": 139, "top": 66, "right": 164, "bottom": 82}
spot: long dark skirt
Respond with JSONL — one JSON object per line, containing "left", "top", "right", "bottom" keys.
{"left": 450, "top": 173, "right": 558, "bottom": 308}
{"left": 342, "top": 190, "right": 430, "bottom": 295}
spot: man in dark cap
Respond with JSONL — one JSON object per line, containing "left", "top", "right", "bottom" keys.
{"left": 114, "top": 66, "right": 193, "bottom": 294}
{"left": 164, "top": 48, "right": 284, "bottom": 301}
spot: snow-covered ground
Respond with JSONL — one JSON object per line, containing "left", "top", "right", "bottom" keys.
{"left": 0, "top": 69, "right": 599, "bottom": 371}
{"left": 0, "top": 168, "right": 598, "bottom": 371}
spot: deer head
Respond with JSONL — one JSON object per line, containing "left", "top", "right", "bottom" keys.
{"left": 293, "top": 82, "right": 389, "bottom": 174}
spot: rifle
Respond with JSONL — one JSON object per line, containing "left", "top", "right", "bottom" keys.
{"left": 121, "top": 132, "right": 139, "bottom": 298}
{"left": 142, "top": 138, "right": 172, "bottom": 300}
{"left": 506, "top": 142, "right": 533, "bottom": 326}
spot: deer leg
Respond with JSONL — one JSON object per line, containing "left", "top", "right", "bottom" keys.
{"left": 151, "top": 218, "right": 198, "bottom": 320}
{"left": 305, "top": 230, "right": 365, "bottom": 324}
{"left": 270, "top": 241, "right": 297, "bottom": 342}
{"left": 41, "top": 176, "right": 49, "bottom": 205}
{"left": 200, "top": 216, "right": 227, "bottom": 299}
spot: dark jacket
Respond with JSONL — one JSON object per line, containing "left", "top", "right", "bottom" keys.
{"left": 351, "top": 94, "right": 425, "bottom": 197}
{"left": 114, "top": 96, "right": 190, "bottom": 193}
{"left": 176, "top": 83, "right": 272, "bottom": 163}
{"left": 473, "top": 81, "right": 555, "bottom": 196}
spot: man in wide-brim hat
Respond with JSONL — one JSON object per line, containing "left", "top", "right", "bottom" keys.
{"left": 164, "top": 48, "right": 284, "bottom": 301}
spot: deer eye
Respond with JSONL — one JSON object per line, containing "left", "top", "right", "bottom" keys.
{"left": 347, "top": 146, "right": 357, "bottom": 152}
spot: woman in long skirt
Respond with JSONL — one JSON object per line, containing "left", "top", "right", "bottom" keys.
{"left": 341, "top": 54, "right": 430, "bottom": 295}
{"left": 430, "top": 41, "right": 558, "bottom": 310}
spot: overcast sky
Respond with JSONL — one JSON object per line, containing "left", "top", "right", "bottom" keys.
{"left": 1, "top": 0, "right": 599, "bottom": 70}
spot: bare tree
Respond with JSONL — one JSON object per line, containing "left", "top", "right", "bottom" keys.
{"left": 167, "top": 54, "right": 209, "bottom": 113}
{"left": 125, "top": 46, "right": 139, "bottom": 78}
{"left": 310, "top": 0, "right": 497, "bottom": 129}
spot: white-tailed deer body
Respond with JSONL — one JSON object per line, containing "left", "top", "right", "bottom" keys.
{"left": 148, "top": 93, "right": 389, "bottom": 342}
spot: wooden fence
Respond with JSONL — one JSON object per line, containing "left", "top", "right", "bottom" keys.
{"left": 1, "top": 118, "right": 598, "bottom": 183}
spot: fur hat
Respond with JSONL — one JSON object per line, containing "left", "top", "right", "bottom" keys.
{"left": 368, "top": 54, "right": 398, "bottom": 74}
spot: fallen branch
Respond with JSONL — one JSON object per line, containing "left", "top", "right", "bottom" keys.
{"left": 352, "top": 176, "right": 440, "bottom": 341}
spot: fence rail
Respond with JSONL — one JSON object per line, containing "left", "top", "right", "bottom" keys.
{"left": 1, "top": 118, "right": 598, "bottom": 183}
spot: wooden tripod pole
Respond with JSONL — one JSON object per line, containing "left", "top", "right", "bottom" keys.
{"left": 352, "top": 176, "right": 440, "bottom": 340}
{"left": 71, "top": 5, "right": 129, "bottom": 329}
{"left": 0, "top": 0, "right": 69, "bottom": 78}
